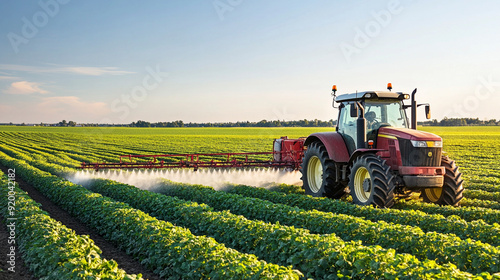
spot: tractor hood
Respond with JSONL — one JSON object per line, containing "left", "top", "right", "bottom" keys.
{"left": 378, "top": 127, "right": 442, "bottom": 141}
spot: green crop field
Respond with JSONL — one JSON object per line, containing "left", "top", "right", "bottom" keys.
{"left": 1, "top": 126, "right": 500, "bottom": 279}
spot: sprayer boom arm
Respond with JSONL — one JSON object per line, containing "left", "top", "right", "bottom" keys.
{"left": 80, "top": 151, "right": 302, "bottom": 171}
{"left": 80, "top": 137, "right": 306, "bottom": 171}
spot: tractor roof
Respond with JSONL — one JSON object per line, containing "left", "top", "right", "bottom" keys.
{"left": 335, "top": 91, "right": 409, "bottom": 103}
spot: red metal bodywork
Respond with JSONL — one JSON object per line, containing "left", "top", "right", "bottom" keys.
{"left": 375, "top": 127, "right": 445, "bottom": 175}
{"left": 378, "top": 127, "right": 442, "bottom": 141}
{"left": 303, "top": 128, "right": 445, "bottom": 181}
{"left": 304, "top": 132, "right": 350, "bottom": 163}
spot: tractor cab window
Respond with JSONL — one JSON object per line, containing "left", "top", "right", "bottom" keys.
{"left": 339, "top": 100, "right": 408, "bottom": 154}
{"left": 338, "top": 102, "right": 358, "bottom": 154}
{"left": 364, "top": 100, "right": 408, "bottom": 130}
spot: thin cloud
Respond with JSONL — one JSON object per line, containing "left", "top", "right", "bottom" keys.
{"left": 0, "top": 76, "right": 20, "bottom": 80}
{"left": 4, "top": 81, "right": 49, "bottom": 95}
{"left": 63, "top": 66, "right": 134, "bottom": 76}
{"left": 37, "top": 96, "right": 110, "bottom": 117}
{"left": 0, "top": 64, "right": 135, "bottom": 76}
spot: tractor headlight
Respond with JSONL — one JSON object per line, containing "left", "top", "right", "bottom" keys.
{"left": 411, "top": 140, "right": 427, "bottom": 147}
{"left": 411, "top": 140, "right": 442, "bottom": 147}
{"left": 431, "top": 141, "right": 443, "bottom": 148}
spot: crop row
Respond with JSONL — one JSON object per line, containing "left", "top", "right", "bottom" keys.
{"left": 394, "top": 199, "right": 500, "bottom": 225}
{"left": 272, "top": 183, "right": 500, "bottom": 226}
{"left": 461, "top": 198, "right": 500, "bottom": 210}
{"left": 0, "top": 140, "right": 93, "bottom": 169}
{"left": 0, "top": 144, "right": 74, "bottom": 176}
{"left": 9, "top": 140, "right": 86, "bottom": 166}
{"left": 465, "top": 179, "right": 500, "bottom": 193}
{"left": 157, "top": 180, "right": 500, "bottom": 274}
{"left": 0, "top": 170, "right": 142, "bottom": 279}
{"left": 0, "top": 132, "right": 121, "bottom": 163}
{"left": 0, "top": 129, "right": 297, "bottom": 166}
{"left": 87, "top": 178, "right": 486, "bottom": 279}
{"left": 0, "top": 151, "right": 300, "bottom": 279}
{"left": 227, "top": 185, "right": 500, "bottom": 246}
{"left": 465, "top": 189, "right": 500, "bottom": 203}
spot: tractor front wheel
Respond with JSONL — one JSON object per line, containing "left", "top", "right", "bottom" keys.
{"left": 421, "top": 156, "right": 464, "bottom": 206}
{"left": 349, "top": 154, "right": 395, "bottom": 208}
{"left": 301, "top": 142, "right": 346, "bottom": 198}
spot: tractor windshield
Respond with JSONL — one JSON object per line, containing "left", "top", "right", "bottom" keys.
{"left": 364, "top": 100, "right": 408, "bottom": 131}
{"left": 338, "top": 99, "right": 408, "bottom": 154}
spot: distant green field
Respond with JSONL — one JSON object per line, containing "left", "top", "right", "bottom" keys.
{"left": 2, "top": 125, "right": 499, "bottom": 135}
{"left": 0, "top": 125, "right": 332, "bottom": 136}
{"left": 2, "top": 126, "right": 499, "bottom": 184}
{"left": 3, "top": 125, "right": 499, "bottom": 185}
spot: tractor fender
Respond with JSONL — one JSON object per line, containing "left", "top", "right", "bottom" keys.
{"left": 348, "top": 149, "right": 385, "bottom": 165}
{"left": 304, "top": 132, "right": 350, "bottom": 163}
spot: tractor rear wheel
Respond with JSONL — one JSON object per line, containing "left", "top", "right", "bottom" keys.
{"left": 421, "top": 156, "right": 464, "bottom": 206}
{"left": 301, "top": 142, "right": 346, "bottom": 198}
{"left": 349, "top": 154, "right": 395, "bottom": 208}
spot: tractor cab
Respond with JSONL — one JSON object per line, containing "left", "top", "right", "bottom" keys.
{"left": 335, "top": 91, "right": 410, "bottom": 154}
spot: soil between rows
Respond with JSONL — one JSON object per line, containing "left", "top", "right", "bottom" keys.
{"left": 0, "top": 217, "right": 35, "bottom": 280}
{"left": 0, "top": 165, "right": 161, "bottom": 280}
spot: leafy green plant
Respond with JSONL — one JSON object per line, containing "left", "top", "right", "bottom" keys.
{"left": 88, "top": 178, "right": 488, "bottom": 279}
{"left": 228, "top": 185, "right": 500, "bottom": 246}
{"left": 394, "top": 199, "right": 500, "bottom": 225}
{"left": 158, "top": 180, "right": 500, "bottom": 275}
{"left": 0, "top": 171, "right": 142, "bottom": 280}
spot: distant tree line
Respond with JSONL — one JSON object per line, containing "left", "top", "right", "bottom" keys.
{"left": 4, "top": 117, "right": 498, "bottom": 127}
{"left": 57, "top": 120, "right": 77, "bottom": 127}
{"left": 420, "top": 117, "right": 499, "bottom": 126}
{"left": 129, "top": 119, "right": 337, "bottom": 127}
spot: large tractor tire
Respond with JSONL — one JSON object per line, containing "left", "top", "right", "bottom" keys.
{"left": 301, "top": 142, "right": 346, "bottom": 198}
{"left": 421, "top": 156, "right": 464, "bottom": 206}
{"left": 348, "top": 154, "right": 395, "bottom": 208}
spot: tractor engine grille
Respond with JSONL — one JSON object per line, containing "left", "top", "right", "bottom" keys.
{"left": 398, "top": 138, "right": 442, "bottom": 167}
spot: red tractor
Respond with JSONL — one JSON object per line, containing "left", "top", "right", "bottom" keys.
{"left": 81, "top": 83, "right": 464, "bottom": 208}
{"left": 300, "top": 84, "right": 464, "bottom": 208}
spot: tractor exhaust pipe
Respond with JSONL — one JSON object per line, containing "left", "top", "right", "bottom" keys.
{"left": 356, "top": 102, "right": 366, "bottom": 149}
{"left": 411, "top": 88, "right": 417, "bottom": 130}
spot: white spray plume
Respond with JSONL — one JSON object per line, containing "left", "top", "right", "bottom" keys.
{"left": 66, "top": 168, "right": 301, "bottom": 191}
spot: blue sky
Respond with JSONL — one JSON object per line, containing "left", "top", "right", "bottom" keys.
{"left": 1, "top": 0, "right": 499, "bottom": 123}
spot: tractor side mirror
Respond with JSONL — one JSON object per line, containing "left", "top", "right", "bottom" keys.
{"left": 425, "top": 105, "right": 431, "bottom": 119}
{"left": 350, "top": 103, "right": 358, "bottom": 118}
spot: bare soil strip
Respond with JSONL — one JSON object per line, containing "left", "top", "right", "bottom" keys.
{"left": 0, "top": 165, "right": 160, "bottom": 280}
{"left": 0, "top": 217, "right": 35, "bottom": 280}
